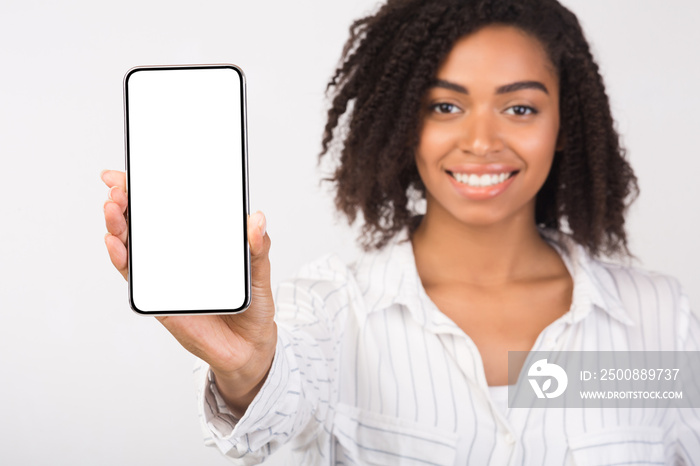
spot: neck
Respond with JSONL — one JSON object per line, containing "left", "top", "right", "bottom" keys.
{"left": 411, "top": 202, "right": 556, "bottom": 287}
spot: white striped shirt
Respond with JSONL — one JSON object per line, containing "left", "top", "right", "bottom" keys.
{"left": 194, "top": 228, "right": 700, "bottom": 465}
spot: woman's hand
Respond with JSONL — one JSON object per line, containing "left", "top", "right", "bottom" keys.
{"left": 101, "top": 169, "right": 277, "bottom": 416}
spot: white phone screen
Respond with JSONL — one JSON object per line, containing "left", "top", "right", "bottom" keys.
{"left": 124, "top": 65, "right": 250, "bottom": 314}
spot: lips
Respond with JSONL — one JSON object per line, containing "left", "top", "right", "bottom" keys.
{"left": 444, "top": 164, "right": 520, "bottom": 200}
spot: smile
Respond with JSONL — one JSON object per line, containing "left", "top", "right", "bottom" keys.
{"left": 447, "top": 170, "right": 518, "bottom": 187}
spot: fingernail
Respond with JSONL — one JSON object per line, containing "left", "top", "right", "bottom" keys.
{"left": 100, "top": 169, "right": 108, "bottom": 181}
{"left": 108, "top": 186, "right": 115, "bottom": 200}
{"left": 258, "top": 213, "right": 266, "bottom": 236}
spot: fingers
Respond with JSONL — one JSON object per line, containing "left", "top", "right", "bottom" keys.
{"left": 105, "top": 232, "right": 128, "bottom": 280}
{"left": 103, "top": 180, "right": 128, "bottom": 237}
{"left": 102, "top": 169, "right": 128, "bottom": 241}
{"left": 104, "top": 184, "right": 128, "bottom": 212}
{"left": 104, "top": 199, "right": 128, "bottom": 244}
{"left": 101, "top": 169, "right": 129, "bottom": 281}
{"left": 100, "top": 169, "right": 126, "bottom": 190}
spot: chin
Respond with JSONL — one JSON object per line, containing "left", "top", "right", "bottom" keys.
{"left": 424, "top": 192, "right": 536, "bottom": 230}
{"left": 447, "top": 207, "right": 509, "bottom": 228}
{"left": 447, "top": 202, "right": 535, "bottom": 230}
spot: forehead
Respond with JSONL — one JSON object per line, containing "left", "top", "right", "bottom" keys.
{"left": 437, "top": 25, "right": 558, "bottom": 89}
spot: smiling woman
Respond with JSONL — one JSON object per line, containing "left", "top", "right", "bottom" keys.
{"left": 320, "top": 2, "right": 638, "bottom": 259}
{"left": 99, "top": 0, "right": 700, "bottom": 464}
{"left": 410, "top": 25, "right": 575, "bottom": 390}
{"left": 415, "top": 26, "right": 562, "bottom": 228}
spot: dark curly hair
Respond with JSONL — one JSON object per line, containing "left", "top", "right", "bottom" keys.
{"left": 319, "top": 0, "right": 639, "bottom": 258}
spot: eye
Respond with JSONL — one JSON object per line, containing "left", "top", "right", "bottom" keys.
{"left": 429, "top": 102, "right": 461, "bottom": 114}
{"left": 504, "top": 105, "right": 538, "bottom": 116}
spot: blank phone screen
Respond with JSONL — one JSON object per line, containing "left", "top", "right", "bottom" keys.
{"left": 124, "top": 65, "right": 249, "bottom": 314}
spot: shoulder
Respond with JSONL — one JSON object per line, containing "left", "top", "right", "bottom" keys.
{"left": 543, "top": 228, "right": 694, "bottom": 347}
{"left": 587, "top": 255, "right": 695, "bottom": 349}
{"left": 275, "top": 253, "right": 360, "bottom": 311}
{"left": 292, "top": 253, "right": 356, "bottom": 288}
{"left": 274, "top": 237, "right": 413, "bottom": 325}
{"left": 590, "top": 257, "right": 686, "bottom": 310}
{"left": 543, "top": 227, "right": 687, "bottom": 312}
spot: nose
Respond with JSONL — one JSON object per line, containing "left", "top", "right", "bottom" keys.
{"left": 456, "top": 110, "right": 504, "bottom": 157}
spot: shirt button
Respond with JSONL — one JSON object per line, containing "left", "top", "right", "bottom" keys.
{"left": 504, "top": 432, "right": 515, "bottom": 444}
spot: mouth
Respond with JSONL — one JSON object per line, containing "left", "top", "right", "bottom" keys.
{"left": 446, "top": 169, "right": 519, "bottom": 188}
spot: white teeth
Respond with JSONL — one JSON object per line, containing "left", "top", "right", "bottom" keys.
{"left": 452, "top": 171, "right": 513, "bottom": 187}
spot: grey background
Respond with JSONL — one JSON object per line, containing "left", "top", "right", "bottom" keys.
{"left": 1, "top": 0, "right": 698, "bottom": 464}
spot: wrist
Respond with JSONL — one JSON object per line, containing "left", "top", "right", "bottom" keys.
{"left": 211, "top": 324, "right": 278, "bottom": 416}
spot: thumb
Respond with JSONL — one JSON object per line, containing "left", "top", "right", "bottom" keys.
{"left": 248, "top": 211, "right": 271, "bottom": 291}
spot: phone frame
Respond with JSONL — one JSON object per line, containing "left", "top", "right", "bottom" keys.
{"left": 123, "top": 64, "right": 251, "bottom": 315}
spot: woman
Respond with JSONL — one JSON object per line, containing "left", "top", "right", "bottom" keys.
{"left": 102, "top": 0, "right": 699, "bottom": 464}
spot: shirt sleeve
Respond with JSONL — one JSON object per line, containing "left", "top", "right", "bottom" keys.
{"left": 670, "top": 279, "right": 700, "bottom": 465}
{"left": 193, "top": 253, "right": 352, "bottom": 465}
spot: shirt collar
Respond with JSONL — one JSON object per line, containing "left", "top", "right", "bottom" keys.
{"left": 539, "top": 228, "right": 635, "bottom": 327}
{"left": 351, "top": 227, "right": 635, "bottom": 330}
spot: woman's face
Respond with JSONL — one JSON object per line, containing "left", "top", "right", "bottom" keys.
{"left": 416, "top": 24, "right": 561, "bottom": 228}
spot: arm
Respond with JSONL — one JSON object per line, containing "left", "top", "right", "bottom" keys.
{"left": 196, "top": 255, "right": 351, "bottom": 464}
{"left": 669, "top": 279, "right": 700, "bottom": 464}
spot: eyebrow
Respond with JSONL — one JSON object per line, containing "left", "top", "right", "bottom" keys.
{"left": 432, "top": 79, "right": 549, "bottom": 95}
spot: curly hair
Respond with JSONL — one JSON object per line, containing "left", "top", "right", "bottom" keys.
{"left": 320, "top": 0, "right": 639, "bottom": 257}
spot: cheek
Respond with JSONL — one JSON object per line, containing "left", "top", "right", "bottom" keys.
{"left": 416, "top": 122, "right": 452, "bottom": 165}
{"left": 513, "top": 122, "right": 559, "bottom": 174}
{"left": 414, "top": 149, "right": 431, "bottom": 186}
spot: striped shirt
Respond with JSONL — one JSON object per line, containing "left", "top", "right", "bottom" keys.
{"left": 194, "top": 228, "right": 700, "bottom": 465}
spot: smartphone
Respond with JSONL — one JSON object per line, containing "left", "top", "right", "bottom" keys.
{"left": 123, "top": 64, "right": 250, "bottom": 315}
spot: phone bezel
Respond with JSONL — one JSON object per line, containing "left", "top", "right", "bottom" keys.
{"left": 123, "top": 64, "right": 251, "bottom": 316}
